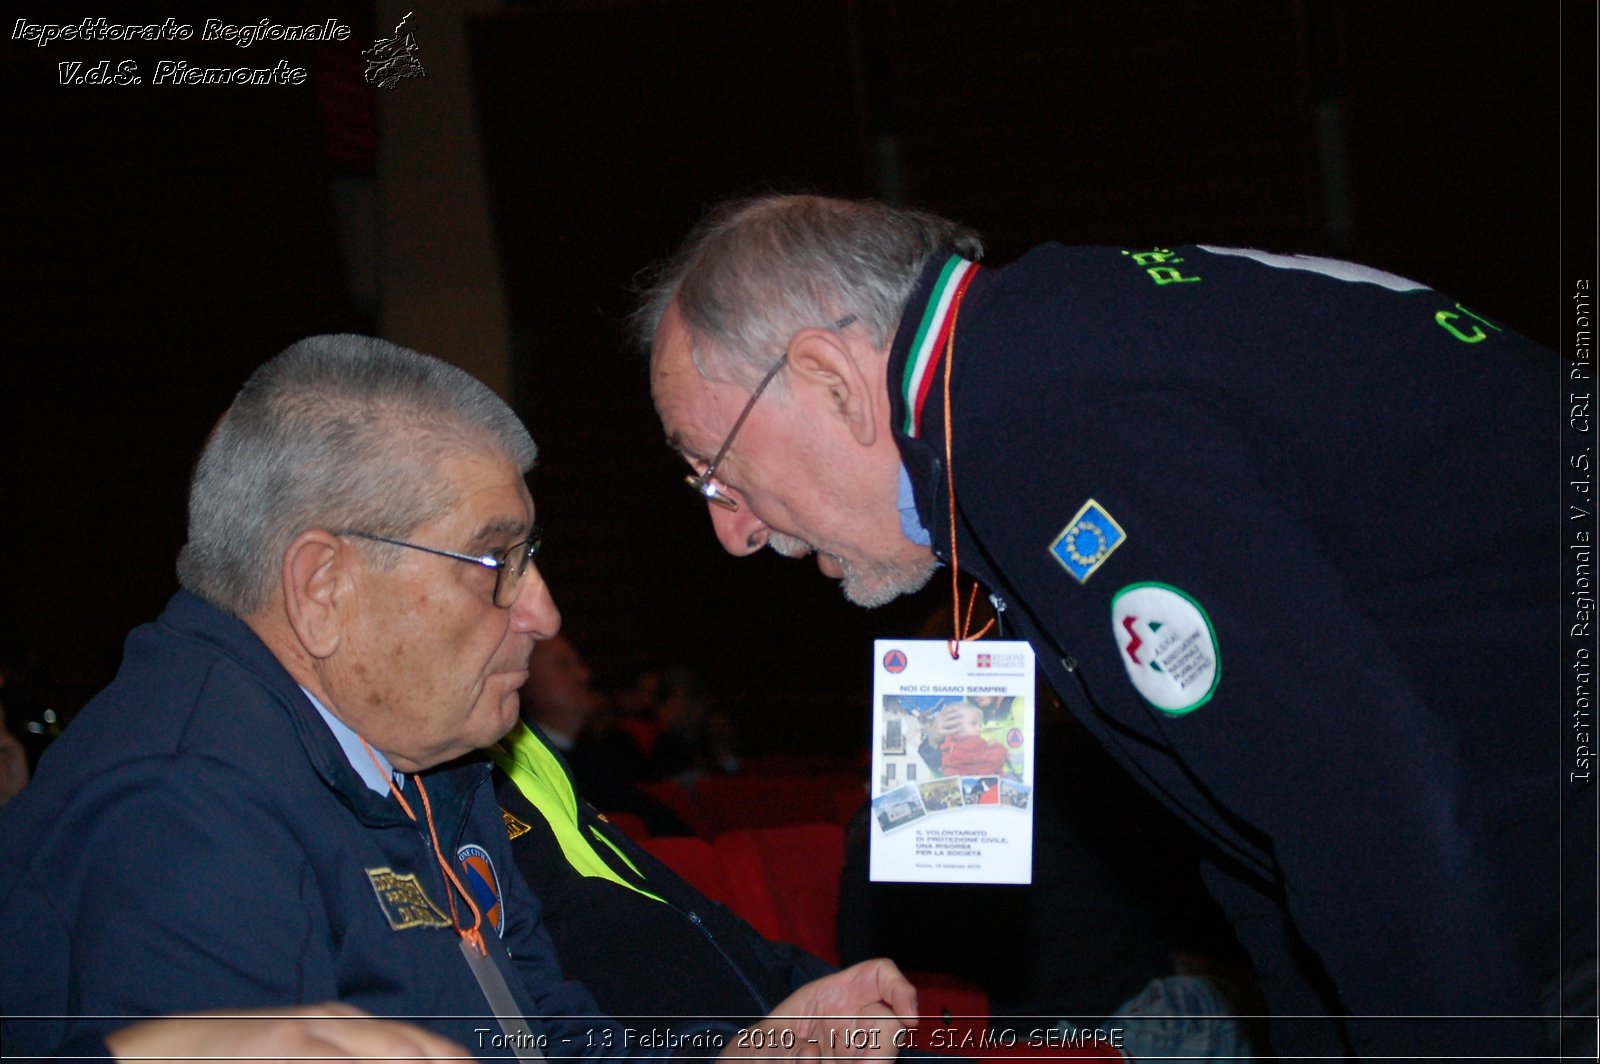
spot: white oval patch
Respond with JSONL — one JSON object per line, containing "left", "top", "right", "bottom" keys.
{"left": 1110, "top": 583, "right": 1220, "bottom": 715}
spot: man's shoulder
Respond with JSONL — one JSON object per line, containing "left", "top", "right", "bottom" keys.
{"left": 63, "top": 593, "right": 305, "bottom": 768}
{"left": 0, "top": 594, "right": 319, "bottom": 873}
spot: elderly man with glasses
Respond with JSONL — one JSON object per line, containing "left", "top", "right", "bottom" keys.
{"left": 640, "top": 195, "right": 1592, "bottom": 1061}
{"left": 0, "top": 334, "right": 915, "bottom": 1060}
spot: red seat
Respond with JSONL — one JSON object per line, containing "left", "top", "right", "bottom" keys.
{"left": 636, "top": 778, "right": 705, "bottom": 836}
{"left": 662, "top": 824, "right": 1008, "bottom": 1047}
{"left": 615, "top": 718, "right": 661, "bottom": 758}
{"left": 598, "top": 810, "right": 650, "bottom": 840}
{"left": 695, "top": 774, "right": 864, "bottom": 835}
{"left": 736, "top": 753, "right": 860, "bottom": 776}
{"left": 714, "top": 824, "right": 845, "bottom": 963}
{"left": 830, "top": 781, "right": 868, "bottom": 825}
{"left": 638, "top": 835, "right": 734, "bottom": 906}
{"left": 711, "top": 826, "right": 998, "bottom": 1024}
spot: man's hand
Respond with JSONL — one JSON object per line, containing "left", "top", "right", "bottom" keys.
{"left": 104, "top": 1001, "right": 467, "bottom": 1062}
{"left": 726, "top": 959, "right": 918, "bottom": 1060}
{"left": 934, "top": 704, "right": 981, "bottom": 739}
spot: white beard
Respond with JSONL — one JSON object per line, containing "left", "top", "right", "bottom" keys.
{"left": 766, "top": 532, "right": 937, "bottom": 608}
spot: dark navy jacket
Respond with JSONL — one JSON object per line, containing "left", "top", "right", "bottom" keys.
{"left": 0, "top": 591, "right": 725, "bottom": 1059}
{"left": 887, "top": 245, "right": 1582, "bottom": 1057}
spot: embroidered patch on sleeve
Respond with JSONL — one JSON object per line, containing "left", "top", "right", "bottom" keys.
{"left": 366, "top": 867, "right": 452, "bottom": 930}
{"left": 1110, "top": 583, "right": 1220, "bottom": 715}
{"left": 1049, "top": 499, "right": 1126, "bottom": 583}
{"left": 457, "top": 844, "right": 504, "bottom": 935}
{"left": 501, "top": 807, "right": 532, "bottom": 840}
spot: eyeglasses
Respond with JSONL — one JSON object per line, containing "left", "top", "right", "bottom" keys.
{"left": 340, "top": 527, "right": 542, "bottom": 608}
{"left": 685, "top": 314, "right": 858, "bottom": 512}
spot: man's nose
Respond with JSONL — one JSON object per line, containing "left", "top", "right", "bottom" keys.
{"left": 510, "top": 563, "right": 562, "bottom": 638}
{"left": 708, "top": 490, "right": 769, "bottom": 557}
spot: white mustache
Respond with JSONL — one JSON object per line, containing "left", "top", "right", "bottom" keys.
{"left": 766, "top": 532, "right": 815, "bottom": 558}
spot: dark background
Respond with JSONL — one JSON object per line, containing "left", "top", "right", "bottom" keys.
{"left": 5, "top": 0, "right": 1593, "bottom": 757}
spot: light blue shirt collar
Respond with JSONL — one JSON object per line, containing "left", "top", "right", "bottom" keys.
{"left": 302, "top": 686, "right": 400, "bottom": 797}
{"left": 898, "top": 462, "right": 932, "bottom": 547}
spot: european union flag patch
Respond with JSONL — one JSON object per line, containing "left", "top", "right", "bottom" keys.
{"left": 1048, "top": 499, "right": 1126, "bottom": 584}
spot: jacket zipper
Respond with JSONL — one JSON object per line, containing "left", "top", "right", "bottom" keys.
{"left": 682, "top": 909, "right": 772, "bottom": 1014}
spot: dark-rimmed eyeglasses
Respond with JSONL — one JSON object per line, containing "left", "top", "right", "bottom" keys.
{"left": 685, "top": 314, "right": 858, "bottom": 512}
{"left": 340, "top": 527, "right": 542, "bottom": 608}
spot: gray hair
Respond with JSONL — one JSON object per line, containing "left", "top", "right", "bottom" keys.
{"left": 176, "top": 334, "right": 536, "bottom": 617}
{"left": 632, "top": 194, "right": 984, "bottom": 386}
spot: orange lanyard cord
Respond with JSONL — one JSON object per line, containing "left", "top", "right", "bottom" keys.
{"left": 940, "top": 268, "right": 996, "bottom": 659}
{"left": 361, "top": 738, "right": 489, "bottom": 956}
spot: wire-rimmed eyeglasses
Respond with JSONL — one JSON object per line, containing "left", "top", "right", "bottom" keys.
{"left": 685, "top": 314, "right": 858, "bottom": 512}
{"left": 340, "top": 527, "right": 542, "bottom": 608}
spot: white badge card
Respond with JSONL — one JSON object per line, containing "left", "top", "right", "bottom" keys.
{"left": 869, "top": 639, "right": 1035, "bottom": 884}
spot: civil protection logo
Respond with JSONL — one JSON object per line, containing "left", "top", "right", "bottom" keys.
{"left": 883, "top": 649, "right": 908, "bottom": 673}
{"left": 456, "top": 844, "right": 503, "bottom": 934}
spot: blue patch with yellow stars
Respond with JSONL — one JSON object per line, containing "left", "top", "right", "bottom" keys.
{"left": 1048, "top": 499, "right": 1126, "bottom": 583}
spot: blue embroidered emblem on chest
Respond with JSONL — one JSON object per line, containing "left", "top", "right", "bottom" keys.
{"left": 1048, "top": 499, "right": 1126, "bottom": 584}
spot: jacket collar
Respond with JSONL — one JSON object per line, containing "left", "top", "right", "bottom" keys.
{"left": 158, "top": 590, "right": 484, "bottom": 828}
{"left": 489, "top": 723, "right": 662, "bottom": 900}
{"left": 886, "top": 251, "right": 984, "bottom": 558}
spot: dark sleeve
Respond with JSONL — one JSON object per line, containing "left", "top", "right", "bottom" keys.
{"left": 737, "top": 930, "right": 837, "bottom": 994}
{"left": 486, "top": 778, "right": 740, "bottom": 1062}
{"left": 1197, "top": 860, "right": 1350, "bottom": 1059}
{"left": 3, "top": 765, "right": 333, "bottom": 1053}
{"left": 582, "top": 806, "right": 840, "bottom": 1001}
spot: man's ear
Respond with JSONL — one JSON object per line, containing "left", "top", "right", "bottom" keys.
{"left": 787, "top": 328, "right": 880, "bottom": 447}
{"left": 280, "top": 530, "right": 350, "bottom": 660}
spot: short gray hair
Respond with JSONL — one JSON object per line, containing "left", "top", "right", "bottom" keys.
{"left": 176, "top": 334, "right": 537, "bottom": 617}
{"left": 632, "top": 195, "right": 984, "bottom": 386}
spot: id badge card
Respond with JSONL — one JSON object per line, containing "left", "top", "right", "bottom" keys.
{"left": 460, "top": 937, "right": 545, "bottom": 1060}
{"left": 869, "top": 639, "right": 1035, "bottom": 883}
